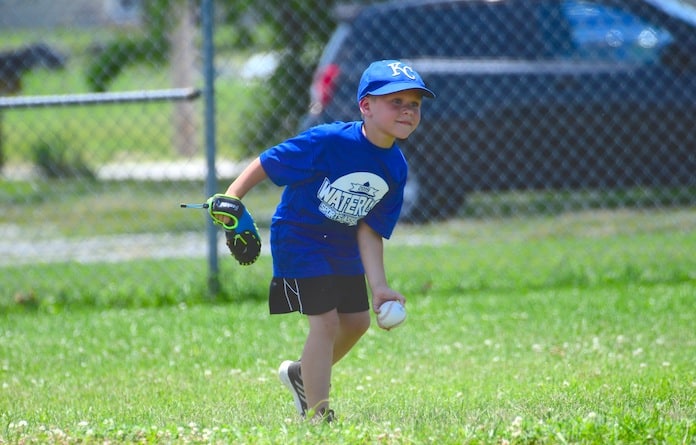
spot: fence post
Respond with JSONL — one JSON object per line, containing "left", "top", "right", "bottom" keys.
{"left": 201, "top": 0, "right": 220, "bottom": 297}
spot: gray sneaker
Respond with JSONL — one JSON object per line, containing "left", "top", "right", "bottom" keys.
{"left": 278, "top": 360, "right": 307, "bottom": 416}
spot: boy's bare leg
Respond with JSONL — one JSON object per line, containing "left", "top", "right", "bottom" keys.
{"left": 302, "top": 310, "right": 339, "bottom": 416}
{"left": 333, "top": 311, "right": 370, "bottom": 364}
{"left": 301, "top": 310, "right": 370, "bottom": 417}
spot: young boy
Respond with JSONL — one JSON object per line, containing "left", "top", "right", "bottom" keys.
{"left": 217, "top": 59, "right": 434, "bottom": 421}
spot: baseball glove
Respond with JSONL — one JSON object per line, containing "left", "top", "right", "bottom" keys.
{"left": 207, "top": 194, "right": 261, "bottom": 265}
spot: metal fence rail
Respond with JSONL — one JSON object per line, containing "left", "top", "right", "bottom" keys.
{"left": 0, "top": 88, "right": 200, "bottom": 109}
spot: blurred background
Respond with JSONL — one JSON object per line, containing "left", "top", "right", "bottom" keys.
{"left": 1, "top": 0, "right": 694, "bottom": 298}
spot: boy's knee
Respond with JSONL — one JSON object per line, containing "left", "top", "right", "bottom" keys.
{"left": 344, "top": 312, "right": 371, "bottom": 335}
{"left": 308, "top": 310, "right": 341, "bottom": 335}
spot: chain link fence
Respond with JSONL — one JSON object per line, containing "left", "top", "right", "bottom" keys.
{"left": 1, "top": 0, "right": 695, "bottom": 300}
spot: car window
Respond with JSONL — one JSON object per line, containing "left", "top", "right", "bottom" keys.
{"left": 338, "top": 1, "right": 561, "bottom": 62}
{"left": 562, "top": 0, "right": 674, "bottom": 62}
{"left": 335, "top": 0, "right": 683, "bottom": 66}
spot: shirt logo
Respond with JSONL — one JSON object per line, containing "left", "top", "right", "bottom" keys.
{"left": 316, "top": 172, "right": 389, "bottom": 225}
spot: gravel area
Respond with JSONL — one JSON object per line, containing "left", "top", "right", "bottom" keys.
{"left": 0, "top": 227, "right": 269, "bottom": 266}
{"left": 0, "top": 224, "right": 449, "bottom": 267}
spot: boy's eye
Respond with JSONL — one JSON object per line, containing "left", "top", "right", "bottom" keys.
{"left": 390, "top": 98, "right": 421, "bottom": 110}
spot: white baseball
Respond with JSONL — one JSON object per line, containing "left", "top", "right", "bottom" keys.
{"left": 377, "top": 300, "right": 406, "bottom": 330}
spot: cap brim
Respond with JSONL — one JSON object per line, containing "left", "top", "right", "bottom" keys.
{"left": 366, "top": 82, "right": 435, "bottom": 99}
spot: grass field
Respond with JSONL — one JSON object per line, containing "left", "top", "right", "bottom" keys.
{"left": 1, "top": 208, "right": 695, "bottom": 444}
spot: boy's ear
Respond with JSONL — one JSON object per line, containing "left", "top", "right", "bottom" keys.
{"left": 359, "top": 96, "right": 371, "bottom": 116}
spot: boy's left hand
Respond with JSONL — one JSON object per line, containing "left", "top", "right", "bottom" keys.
{"left": 371, "top": 285, "right": 406, "bottom": 313}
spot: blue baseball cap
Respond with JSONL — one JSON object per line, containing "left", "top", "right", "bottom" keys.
{"left": 357, "top": 59, "right": 435, "bottom": 103}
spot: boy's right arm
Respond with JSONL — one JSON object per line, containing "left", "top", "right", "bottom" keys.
{"left": 211, "top": 157, "right": 268, "bottom": 228}
{"left": 225, "top": 157, "right": 268, "bottom": 199}
{"left": 206, "top": 157, "right": 267, "bottom": 265}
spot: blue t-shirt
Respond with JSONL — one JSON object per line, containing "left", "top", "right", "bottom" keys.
{"left": 259, "top": 121, "right": 408, "bottom": 278}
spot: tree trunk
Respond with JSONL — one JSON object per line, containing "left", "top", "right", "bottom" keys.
{"left": 170, "top": 0, "right": 198, "bottom": 157}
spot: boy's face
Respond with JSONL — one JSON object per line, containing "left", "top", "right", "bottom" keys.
{"left": 362, "top": 89, "right": 423, "bottom": 143}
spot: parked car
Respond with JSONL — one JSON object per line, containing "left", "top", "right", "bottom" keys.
{"left": 301, "top": 0, "right": 696, "bottom": 220}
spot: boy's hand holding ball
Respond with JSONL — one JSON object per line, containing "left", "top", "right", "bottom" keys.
{"left": 377, "top": 300, "right": 406, "bottom": 330}
{"left": 372, "top": 286, "right": 406, "bottom": 330}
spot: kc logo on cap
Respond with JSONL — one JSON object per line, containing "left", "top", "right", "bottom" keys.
{"left": 357, "top": 59, "right": 435, "bottom": 102}
{"left": 386, "top": 61, "right": 417, "bottom": 80}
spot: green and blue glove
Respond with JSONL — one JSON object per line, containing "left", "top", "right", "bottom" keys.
{"left": 207, "top": 194, "right": 261, "bottom": 265}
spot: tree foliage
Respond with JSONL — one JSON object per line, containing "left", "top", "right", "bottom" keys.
{"left": 85, "top": 0, "right": 342, "bottom": 148}
{"left": 220, "top": 0, "right": 340, "bottom": 148}
{"left": 86, "top": 0, "right": 170, "bottom": 92}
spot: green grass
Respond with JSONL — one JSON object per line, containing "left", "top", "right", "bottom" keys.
{"left": 1, "top": 208, "right": 695, "bottom": 443}
{"left": 0, "top": 285, "right": 694, "bottom": 443}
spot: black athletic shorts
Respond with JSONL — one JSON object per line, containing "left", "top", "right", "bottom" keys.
{"left": 269, "top": 275, "right": 369, "bottom": 315}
